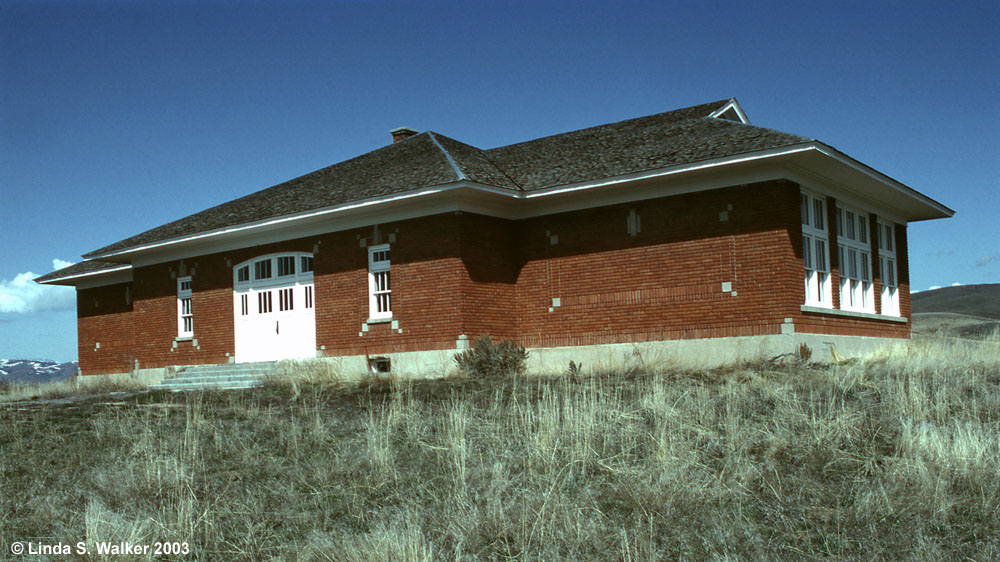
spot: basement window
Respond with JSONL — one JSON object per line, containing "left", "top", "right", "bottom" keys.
{"left": 368, "top": 244, "right": 392, "bottom": 320}
{"left": 369, "top": 356, "right": 391, "bottom": 374}
{"left": 177, "top": 276, "right": 193, "bottom": 338}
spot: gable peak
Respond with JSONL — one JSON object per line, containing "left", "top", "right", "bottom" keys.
{"left": 708, "top": 99, "right": 750, "bottom": 124}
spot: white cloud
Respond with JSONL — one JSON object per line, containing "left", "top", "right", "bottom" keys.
{"left": 928, "top": 285, "right": 941, "bottom": 291}
{"left": 951, "top": 282, "right": 963, "bottom": 287}
{"left": 0, "top": 260, "right": 76, "bottom": 314}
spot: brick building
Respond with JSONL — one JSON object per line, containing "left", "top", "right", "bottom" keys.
{"left": 36, "top": 99, "right": 952, "bottom": 376}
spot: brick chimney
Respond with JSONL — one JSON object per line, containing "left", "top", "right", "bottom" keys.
{"left": 390, "top": 127, "right": 418, "bottom": 143}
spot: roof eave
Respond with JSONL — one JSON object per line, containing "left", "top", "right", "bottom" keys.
{"left": 80, "top": 142, "right": 952, "bottom": 263}
{"left": 82, "top": 180, "right": 518, "bottom": 262}
{"left": 801, "top": 142, "right": 954, "bottom": 221}
{"left": 35, "top": 264, "right": 132, "bottom": 287}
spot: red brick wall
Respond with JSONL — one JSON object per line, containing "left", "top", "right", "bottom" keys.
{"left": 77, "top": 283, "right": 135, "bottom": 375}
{"left": 513, "top": 180, "right": 803, "bottom": 348}
{"left": 314, "top": 216, "right": 467, "bottom": 357}
{"left": 458, "top": 213, "right": 519, "bottom": 341}
{"left": 74, "top": 180, "right": 914, "bottom": 374}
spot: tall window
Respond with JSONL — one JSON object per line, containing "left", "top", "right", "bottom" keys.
{"left": 177, "top": 276, "right": 193, "bottom": 338}
{"left": 879, "top": 221, "right": 900, "bottom": 316}
{"left": 836, "top": 206, "right": 874, "bottom": 312}
{"left": 801, "top": 191, "right": 831, "bottom": 306}
{"left": 368, "top": 244, "right": 392, "bottom": 320}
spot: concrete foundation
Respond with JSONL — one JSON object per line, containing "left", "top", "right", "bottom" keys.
{"left": 76, "top": 333, "right": 909, "bottom": 384}
{"left": 527, "top": 333, "right": 908, "bottom": 374}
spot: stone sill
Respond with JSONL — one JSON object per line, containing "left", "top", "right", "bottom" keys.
{"left": 800, "top": 305, "right": 908, "bottom": 323}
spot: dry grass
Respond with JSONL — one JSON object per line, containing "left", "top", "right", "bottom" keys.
{"left": 2, "top": 334, "right": 999, "bottom": 560}
{"left": 0, "top": 372, "right": 151, "bottom": 403}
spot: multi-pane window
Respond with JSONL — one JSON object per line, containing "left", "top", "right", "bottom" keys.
{"left": 878, "top": 221, "right": 900, "bottom": 316}
{"left": 836, "top": 206, "right": 874, "bottom": 312}
{"left": 278, "top": 288, "right": 294, "bottom": 311}
{"left": 177, "top": 277, "right": 193, "bottom": 338}
{"left": 235, "top": 252, "right": 315, "bottom": 319}
{"left": 254, "top": 259, "right": 272, "bottom": 280}
{"left": 801, "top": 191, "right": 831, "bottom": 306}
{"left": 258, "top": 291, "right": 273, "bottom": 314}
{"left": 277, "top": 256, "right": 296, "bottom": 277}
{"left": 368, "top": 244, "right": 392, "bottom": 319}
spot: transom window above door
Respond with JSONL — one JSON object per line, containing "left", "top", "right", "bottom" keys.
{"left": 234, "top": 252, "right": 314, "bottom": 289}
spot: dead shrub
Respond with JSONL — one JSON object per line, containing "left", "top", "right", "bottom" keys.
{"left": 454, "top": 335, "right": 529, "bottom": 378}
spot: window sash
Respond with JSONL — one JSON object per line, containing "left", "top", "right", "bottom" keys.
{"left": 258, "top": 291, "right": 273, "bottom": 314}
{"left": 836, "top": 205, "right": 875, "bottom": 313}
{"left": 177, "top": 277, "right": 193, "bottom": 337}
{"left": 876, "top": 221, "right": 899, "bottom": 316}
{"left": 277, "top": 256, "right": 296, "bottom": 277}
{"left": 801, "top": 192, "right": 830, "bottom": 307}
{"left": 254, "top": 259, "right": 272, "bottom": 280}
{"left": 368, "top": 245, "right": 392, "bottom": 318}
{"left": 237, "top": 253, "right": 313, "bottom": 287}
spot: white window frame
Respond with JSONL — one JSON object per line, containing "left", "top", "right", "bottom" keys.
{"left": 801, "top": 191, "right": 831, "bottom": 307}
{"left": 878, "top": 220, "right": 900, "bottom": 316}
{"left": 368, "top": 244, "right": 392, "bottom": 320}
{"left": 836, "top": 206, "right": 875, "bottom": 313}
{"left": 235, "top": 252, "right": 314, "bottom": 291}
{"left": 177, "top": 276, "right": 193, "bottom": 338}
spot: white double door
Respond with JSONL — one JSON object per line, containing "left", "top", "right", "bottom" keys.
{"left": 234, "top": 282, "right": 316, "bottom": 363}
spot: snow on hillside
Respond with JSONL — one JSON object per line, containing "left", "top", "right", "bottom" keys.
{"left": 0, "top": 359, "right": 78, "bottom": 385}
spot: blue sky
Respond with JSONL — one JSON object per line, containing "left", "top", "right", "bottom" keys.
{"left": 1, "top": 0, "right": 997, "bottom": 362}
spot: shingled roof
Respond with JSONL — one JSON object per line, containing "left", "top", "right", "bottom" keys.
{"left": 34, "top": 260, "right": 128, "bottom": 284}
{"left": 82, "top": 98, "right": 810, "bottom": 259}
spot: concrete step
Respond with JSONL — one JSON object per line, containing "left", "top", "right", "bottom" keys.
{"left": 168, "top": 370, "right": 271, "bottom": 380}
{"left": 149, "top": 361, "right": 279, "bottom": 392}
{"left": 152, "top": 381, "right": 263, "bottom": 392}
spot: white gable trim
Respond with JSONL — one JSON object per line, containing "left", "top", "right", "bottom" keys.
{"left": 708, "top": 99, "right": 750, "bottom": 124}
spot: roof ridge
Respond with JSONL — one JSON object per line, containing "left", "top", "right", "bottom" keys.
{"left": 485, "top": 99, "right": 733, "bottom": 153}
{"left": 426, "top": 131, "right": 466, "bottom": 182}
{"left": 427, "top": 132, "right": 525, "bottom": 191}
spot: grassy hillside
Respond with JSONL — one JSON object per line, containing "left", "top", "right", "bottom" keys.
{"left": 911, "top": 283, "right": 1000, "bottom": 320}
{"left": 3, "top": 338, "right": 1000, "bottom": 561}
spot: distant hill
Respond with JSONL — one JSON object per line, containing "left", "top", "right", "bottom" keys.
{"left": 911, "top": 284, "right": 1000, "bottom": 320}
{"left": 0, "top": 359, "right": 78, "bottom": 386}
